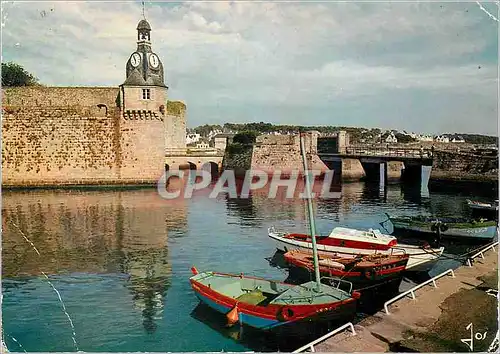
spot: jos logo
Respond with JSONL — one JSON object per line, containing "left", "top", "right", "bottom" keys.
{"left": 461, "top": 323, "right": 487, "bottom": 352}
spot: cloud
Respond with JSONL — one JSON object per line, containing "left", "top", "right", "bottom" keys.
{"left": 1, "top": 1, "right": 498, "bottom": 135}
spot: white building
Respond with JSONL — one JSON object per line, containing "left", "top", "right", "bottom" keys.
{"left": 208, "top": 129, "right": 223, "bottom": 141}
{"left": 214, "top": 133, "right": 235, "bottom": 151}
{"left": 385, "top": 132, "right": 398, "bottom": 143}
{"left": 435, "top": 135, "right": 450, "bottom": 143}
{"left": 186, "top": 133, "right": 201, "bottom": 145}
{"left": 417, "top": 135, "right": 434, "bottom": 142}
{"left": 196, "top": 142, "right": 210, "bottom": 149}
{"left": 451, "top": 136, "right": 465, "bottom": 143}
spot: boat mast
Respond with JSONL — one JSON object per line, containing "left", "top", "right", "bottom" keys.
{"left": 299, "top": 133, "right": 322, "bottom": 292}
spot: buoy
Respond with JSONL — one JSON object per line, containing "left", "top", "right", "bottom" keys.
{"left": 226, "top": 304, "right": 239, "bottom": 327}
{"left": 191, "top": 266, "right": 198, "bottom": 275}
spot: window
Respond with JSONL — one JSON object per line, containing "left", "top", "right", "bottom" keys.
{"left": 142, "top": 89, "right": 151, "bottom": 100}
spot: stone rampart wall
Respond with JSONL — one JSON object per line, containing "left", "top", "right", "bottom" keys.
{"left": 2, "top": 87, "right": 165, "bottom": 186}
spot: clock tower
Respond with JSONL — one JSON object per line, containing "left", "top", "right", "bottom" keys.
{"left": 120, "top": 18, "right": 167, "bottom": 120}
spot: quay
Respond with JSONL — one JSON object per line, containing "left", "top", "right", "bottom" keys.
{"left": 294, "top": 242, "right": 499, "bottom": 352}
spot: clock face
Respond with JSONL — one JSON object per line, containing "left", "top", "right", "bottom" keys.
{"left": 130, "top": 53, "right": 141, "bottom": 67}
{"left": 149, "top": 53, "right": 159, "bottom": 69}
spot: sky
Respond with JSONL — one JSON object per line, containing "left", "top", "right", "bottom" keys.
{"left": 1, "top": 1, "right": 499, "bottom": 135}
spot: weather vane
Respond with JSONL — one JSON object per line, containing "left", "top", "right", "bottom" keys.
{"left": 142, "top": 1, "right": 146, "bottom": 19}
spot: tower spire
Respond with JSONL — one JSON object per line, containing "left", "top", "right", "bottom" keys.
{"left": 142, "top": 1, "right": 146, "bottom": 19}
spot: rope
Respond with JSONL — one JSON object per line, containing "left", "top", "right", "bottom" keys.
{"left": 355, "top": 277, "right": 401, "bottom": 292}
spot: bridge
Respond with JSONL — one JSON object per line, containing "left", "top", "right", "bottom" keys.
{"left": 319, "top": 146, "right": 434, "bottom": 165}
{"left": 165, "top": 148, "right": 224, "bottom": 175}
{"left": 317, "top": 145, "right": 435, "bottom": 185}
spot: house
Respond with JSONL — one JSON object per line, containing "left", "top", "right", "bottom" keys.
{"left": 186, "top": 133, "right": 201, "bottom": 145}
{"left": 385, "top": 132, "right": 398, "bottom": 143}
{"left": 214, "top": 133, "right": 235, "bottom": 152}
{"left": 196, "top": 141, "right": 210, "bottom": 149}
{"left": 435, "top": 135, "right": 450, "bottom": 143}
{"left": 451, "top": 136, "right": 465, "bottom": 143}
{"left": 208, "top": 129, "right": 223, "bottom": 141}
{"left": 417, "top": 134, "right": 433, "bottom": 142}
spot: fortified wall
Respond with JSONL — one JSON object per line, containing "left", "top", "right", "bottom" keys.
{"left": 2, "top": 87, "right": 166, "bottom": 186}
{"left": 223, "top": 132, "right": 329, "bottom": 176}
{"left": 431, "top": 150, "right": 499, "bottom": 182}
{"left": 2, "top": 18, "right": 190, "bottom": 187}
{"left": 251, "top": 132, "right": 328, "bottom": 175}
{"left": 165, "top": 101, "right": 187, "bottom": 154}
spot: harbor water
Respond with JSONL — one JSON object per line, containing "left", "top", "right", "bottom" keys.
{"left": 2, "top": 179, "right": 497, "bottom": 352}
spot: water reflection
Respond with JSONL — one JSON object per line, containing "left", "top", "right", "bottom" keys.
{"left": 2, "top": 178, "right": 497, "bottom": 352}
{"left": 2, "top": 189, "right": 186, "bottom": 334}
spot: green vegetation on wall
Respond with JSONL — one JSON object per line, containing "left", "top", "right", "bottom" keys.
{"left": 167, "top": 101, "right": 186, "bottom": 116}
{"left": 232, "top": 131, "right": 258, "bottom": 145}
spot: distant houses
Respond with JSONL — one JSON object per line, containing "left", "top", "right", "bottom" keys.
{"left": 186, "top": 124, "right": 473, "bottom": 149}
{"left": 451, "top": 136, "right": 465, "bottom": 143}
{"left": 434, "top": 135, "right": 449, "bottom": 143}
{"left": 381, "top": 130, "right": 466, "bottom": 144}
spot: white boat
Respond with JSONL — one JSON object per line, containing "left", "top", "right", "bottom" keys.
{"left": 268, "top": 226, "right": 444, "bottom": 272}
{"left": 467, "top": 199, "right": 499, "bottom": 212}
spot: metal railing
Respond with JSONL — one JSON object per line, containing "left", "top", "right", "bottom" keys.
{"left": 341, "top": 146, "right": 433, "bottom": 159}
{"left": 467, "top": 241, "right": 499, "bottom": 267}
{"left": 292, "top": 322, "right": 356, "bottom": 353}
{"left": 384, "top": 268, "right": 455, "bottom": 314}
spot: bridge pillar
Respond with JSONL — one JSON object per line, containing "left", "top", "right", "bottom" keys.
{"left": 361, "top": 162, "right": 383, "bottom": 182}
{"left": 401, "top": 162, "right": 423, "bottom": 184}
{"left": 387, "top": 161, "right": 403, "bottom": 181}
{"left": 340, "top": 158, "right": 365, "bottom": 181}
{"left": 381, "top": 162, "right": 388, "bottom": 188}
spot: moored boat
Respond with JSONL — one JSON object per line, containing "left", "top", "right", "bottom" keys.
{"left": 467, "top": 199, "right": 499, "bottom": 212}
{"left": 189, "top": 269, "right": 359, "bottom": 330}
{"left": 189, "top": 133, "right": 361, "bottom": 331}
{"left": 388, "top": 215, "right": 498, "bottom": 242}
{"left": 268, "top": 226, "right": 444, "bottom": 272}
{"left": 283, "top": 250, "right": 409, "bottom": 289}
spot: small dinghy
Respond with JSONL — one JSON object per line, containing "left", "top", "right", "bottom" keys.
{"left": 284, "top": 250, "right": 409, "bottom": 289}
{"left": 189, "top": 268, "right": 359, "bottom": 330}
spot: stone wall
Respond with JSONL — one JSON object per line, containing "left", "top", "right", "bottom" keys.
{"left": 387, "top": 161, "right": 404, "bottom": 180}
{"left": 431, "top": 150, "right": 498, "bottom": 182}
{"left": 2, "top": 87, "right": 166, "bottom": 186}
{"left": 250, "top": 132, "right": 328, "bottom": 175}
{"left": 165, "top": 101, "right": 187, "bottom": 154}
{"left": 222, "top": 146, "right": 253, "bottom": 176}
{"left": 121, "top": 85, "right": 167, "bottom": 113}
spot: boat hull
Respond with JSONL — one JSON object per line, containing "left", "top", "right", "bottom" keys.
{"left": 269, "top": 231, "right": 443, "bottom": 273}
{"left": 285, "top": 254, "right": 408, "bottom": 289}
{"left": 390, "top": 219, "right": 498, "bottom": 242}
{"left": 193, "top": 290, "right": 357, "bottom": 331}
{"left": 190, "top": 272, "right": 358, "bottom": 331}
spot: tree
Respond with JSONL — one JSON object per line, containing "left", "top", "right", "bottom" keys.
{"left": 2, "top": 62, "right": 39, "bottom": 86}
{"left": 233, "top": 131, "right": 259, "bottom": 145}
{"left": 394, "top": 133, "right": 416, "bottom": 143}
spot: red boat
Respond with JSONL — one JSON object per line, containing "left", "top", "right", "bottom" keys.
{"left": 269, "top": 226, "right": 444, "bottom": 272}
{"left": 284, "top": 250, "right": 409, "bottom": 289}
{"left": 189, "top": 268, "right": 360, "bottom": 330}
